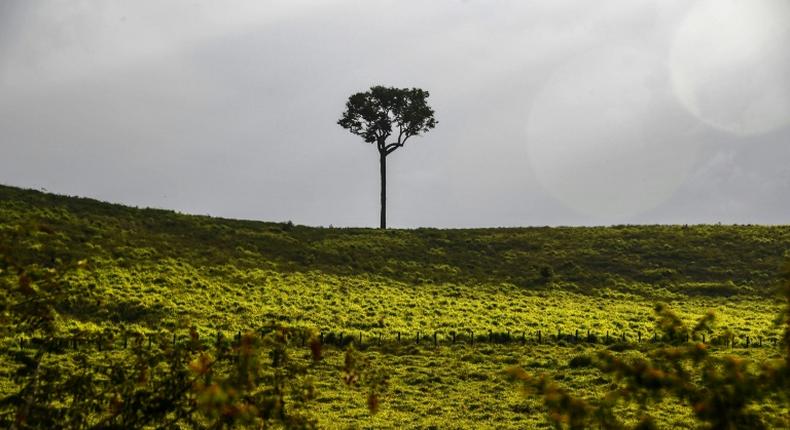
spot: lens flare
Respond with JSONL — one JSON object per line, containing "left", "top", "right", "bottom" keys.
{"left": 526, "top": 45, "right": 701, "bottom": 219}
{"left": 670, "top": 0, "right": 790, "bottom": 136}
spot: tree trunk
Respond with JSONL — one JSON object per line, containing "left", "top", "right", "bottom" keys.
{"left": 379, "top": 152, "right": 386, "bottom": 229}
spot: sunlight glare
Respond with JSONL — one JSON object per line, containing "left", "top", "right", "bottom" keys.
{"left": 670, "top": 0, "right": 790, "bottom": 136}
{"left": 526, "top": 45, "right": 701, "bottom": 219}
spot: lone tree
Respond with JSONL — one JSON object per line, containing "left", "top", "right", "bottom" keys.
{"left": 338, "top": 86, "right": 437, "bottom": 229}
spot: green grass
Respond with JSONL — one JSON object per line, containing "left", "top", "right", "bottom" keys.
{"left": 1, "top": 184, "right": 788, "bottom": 427}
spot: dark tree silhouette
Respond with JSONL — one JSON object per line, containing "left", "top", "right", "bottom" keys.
{"left": 338, "top": 86, "right": 437, "bottom": 229}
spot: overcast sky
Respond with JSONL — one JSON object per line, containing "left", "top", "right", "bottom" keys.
{"left": 1, "top": 0, "right": 789, "bottom": 227}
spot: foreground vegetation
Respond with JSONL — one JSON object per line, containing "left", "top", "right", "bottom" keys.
{"left": 1, "top": 184, "right": 788, "bottom": 428}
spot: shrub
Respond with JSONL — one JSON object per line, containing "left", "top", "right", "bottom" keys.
{"left": 567, "top": 354, "right": 593, "bottom": 369}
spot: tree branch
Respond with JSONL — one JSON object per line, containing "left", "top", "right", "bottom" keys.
{"left": 384, "top": 133, "right": 414, "bottom": 155}
{"left": 384, "top": 143, "right": 401, "bottom": 155}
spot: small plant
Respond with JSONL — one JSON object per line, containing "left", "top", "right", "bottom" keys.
{"left": 540, "top": 265, "right": 554, "bottom": 281}
{"left": 342, "top": 345, "right": 389, "bottom": 414}
{"left": 567, "top": 354, "right": 593, "bottom": 369}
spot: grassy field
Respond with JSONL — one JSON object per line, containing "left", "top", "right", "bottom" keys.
{"left": 1, "top": 184, "right": 788, "bottom": 428}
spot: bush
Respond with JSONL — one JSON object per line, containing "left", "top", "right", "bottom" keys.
{"left": 567, "top": 354, "right": 593, "bottom": 368}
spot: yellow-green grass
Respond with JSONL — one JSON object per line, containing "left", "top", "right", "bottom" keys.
{"left": 60, "top": 259, "right": 782, "bottom": 345}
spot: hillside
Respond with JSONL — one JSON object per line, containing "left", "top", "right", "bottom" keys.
{"left": 2, "top": 183, "right": 787, "bottom": 334}
{"left": 2, "top": 184, "right": 788, "bottom": 292}
{"left": 1, "top": 184, "right": 788, "bottom": 428}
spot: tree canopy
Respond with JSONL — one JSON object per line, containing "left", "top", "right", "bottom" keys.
{"left": 338, "top": 86, "right": 437, "bottom": 154}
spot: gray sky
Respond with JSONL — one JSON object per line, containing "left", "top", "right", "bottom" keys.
{"left": 1, "top": 0, "right": 789, "bottom": 227}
